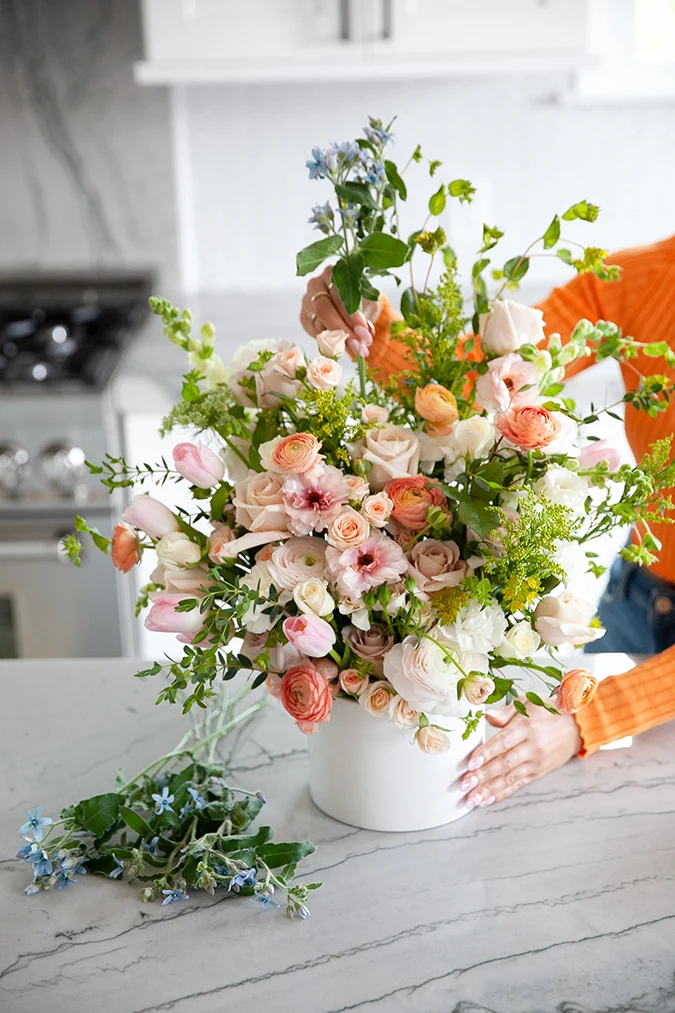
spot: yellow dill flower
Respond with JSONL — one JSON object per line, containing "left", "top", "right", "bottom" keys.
{"left": 430, "top": 586, "right": 469, "bottom": 624}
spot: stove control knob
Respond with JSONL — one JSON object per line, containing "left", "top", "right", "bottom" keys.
{"left": 0, "top": 442, "right": 30, "bottom": 495}
{"left": 38, "top": 441, "right": 87, "bottom": 496}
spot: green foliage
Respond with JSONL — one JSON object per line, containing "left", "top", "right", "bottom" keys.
{"left": 296, "top": 234, "right": 344, "bottom": 276}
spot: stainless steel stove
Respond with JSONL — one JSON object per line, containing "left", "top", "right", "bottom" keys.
{"left": 0, "top": 272, "right": 153, "bottom": 658}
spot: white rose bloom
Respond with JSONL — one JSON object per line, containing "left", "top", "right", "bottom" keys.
{"left": 155, "top": 532, "right": 202, "bottom": 570}
{"left": 240, "top": 561, "right": 277, "bottom": 633}
{"left": 534, "top": 589, "right": 605, "bottom": 647}
{"left": 499, "top": 621, "right": 541, "bottom": 660}
{"left": 293, "top": 578, "right": 334, "bottom": 617}
{"left": 535, "top": 466, "right": 589, "bottom": 511}
{"left": 352, "top": 424, "right": 420, "bottom": 492}
{"left": 220, "top": 339, "right": 285, "bottom": 386}
{"left": 444, "top": 417, "right": 497, "bottom": 462}
{"left": 440, "top": 599, "right": 507, "bottom": 656}
{"left": 416, "top": 429, "right": 448, "bottom": 474}
{"left": 479, "top": 300, "right": 546, "bottom": 356}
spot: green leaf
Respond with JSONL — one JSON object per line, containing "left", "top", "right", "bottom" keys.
{"left": 513, "top": 699, "right": 529, "bottom": 717}
{"left": 472, "top": 257, "right": 490, "bottom": 278}
{"left": 73, "top": 793, "right": 124, "bottom": 838}
{"left": 503, "top": 256, "right": 530, "bottom": 283}
{"left": 384, "top": 160, "right": 407, "bottom": 199}
{"left": 428, "top": 184, "right": 446, "bottom": 215}
{"left": 557, "top": 248, "right": 574, "bottom": 265}
{"left": 119, "top": 805, "right": 155, "bottom": 839}
{"left": 296, "top": 234, "right": 343, "bottom": 277}
{"left": 481, "top": 224, "right": 504, "bottom": 252}
{"left": 358, "top": 233, "right": 409, "bottom": 270}
{"left": 486, "top": 677, "right": 514, "bottom": 704}
{"left": 209, "top": 483, "right": 230, "bottom": 521}
{"left": 335, "top": 181, "right": 379, "bottom": 211}
{"left": 442, "top": 245, "right": 457, "bottom": 270}
{"left": 644, "top": 341, "right": 670, "bottom": 357}
{"left": 542, "top": 215, "right": 561, "bottom": 249}
{"left": 256, "top": 841, "right": 316, "bottom": 868}
{"left": 361, "top": 277, "right": 380, "bottom": 302}
{"left": 219, "top": 825, "right": 275, "bottom": 854}
{"left": 456, "top": 497, "right": 500, "bottom": 539}
{"left": 448, "top": 179, "right": 475, "bottom": 203}
{"left": 332, "top": 253, "right": 364, "bottom": 315}
{"left": 525, "top": 691, "right": 559, "bottom": 715}
{"left": 400, "top": 286, "right": 421, "bottom": 322}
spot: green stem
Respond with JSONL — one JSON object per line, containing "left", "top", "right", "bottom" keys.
{"left": 357, "top": 355, "right": 368, "bottom": 400}
{"left": 224, "top": 436, "right": 253, "bottom": 472}
{"left": 421, "top": 634, "right": 471, "bottom": 681}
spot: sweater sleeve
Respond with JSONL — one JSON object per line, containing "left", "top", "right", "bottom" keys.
{"left": 363, "top": 294, "right": 413, "bottom": 387}
{"left": 575, "top": 645, "right": 675, "bottom": 756}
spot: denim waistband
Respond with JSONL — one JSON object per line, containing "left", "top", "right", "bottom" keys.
{"left": 612, "top": 557, "right": 675, "bottom": 606}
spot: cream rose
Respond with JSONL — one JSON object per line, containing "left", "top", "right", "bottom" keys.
{"left": 479, "top": 300, "right": 546, "bottom": 356}
{"left": 407, "top": 539, "right": 478, "bottom": 596}
{"left": 463, "top": 674, "right": 495, "bottom": 705}
{"left": 389, "top": 697, "right": 419, "bottom": 729}
{"left": 344, "top": 474, "right": 370, "bottom": 503}
{"left": 155, "top": 531, "right": 202, "bottom": 570}
{"left": 362, "top": 404, "right": 389, "bottom": 424}
{"left": 445, "top": 417, "right": 497, "bottom": 461}
{"left": 256, "top": 343, "right": 304, "bottom": 406}
{"left": 353, "top": 424, "right": 420, "bottom": 492}
{"left": 233, "top": 471, "right": 288, "bottom": 532}
{"left": 416, "top": 725, "right": 451, "bottom": 754}
{"left": 293, "top": 577, "right": 334, "bottom": 617}
{"left": 534, "top": 590, "right": 606, "bottom": 647}
{"left": 499, "top": 620, "right": 541, "bottom": 660}
{"left": 359, "top": 680, "right": 395, "bottom": 717}
{"left": 307, "top": 355, "right": 342, "bottom": 390}
{"left": 316, "top": 328, "right": 347, "bottom": 357}
{"left": 326, "top": 507, "right": 371, "bottom": 551}
{"left": 361, "top": 491, "right": 393, "bottom": 528}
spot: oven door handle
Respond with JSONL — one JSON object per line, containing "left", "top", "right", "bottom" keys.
{"left": 0, "top": 539, "right": 69, "bottom": 562}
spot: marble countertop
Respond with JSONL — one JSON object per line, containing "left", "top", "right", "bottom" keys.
{"left": 1, "top": 658, "right": 674, "bottom": 1013}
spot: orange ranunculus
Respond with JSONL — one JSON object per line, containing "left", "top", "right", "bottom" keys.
{"left": 265, "top": 432, "right": 323, "bottom": 474}
{"left": 280, "top": 664, "right": 333, "bottom": 732}
{"left": 110, "top": 522, "right": 140, "bottom": 573}
{"left": 386, "top": 475, "right": 448, "bottom": 532}
{"left": 495, "top": 404, "right": 561, "bottom": 450}
{"left": 557, "top": 668, "right": 599, "bottom": 714}
{"left": 414, "top": 383, "right": 459, "bottom": 435}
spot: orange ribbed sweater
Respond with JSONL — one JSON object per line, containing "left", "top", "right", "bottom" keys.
{"left": 365, "top": 236, "right": 675, "bottom": 754}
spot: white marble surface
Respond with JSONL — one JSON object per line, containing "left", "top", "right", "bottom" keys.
{"left": 1, "top": 658, "right": 674, "bottom": 1013}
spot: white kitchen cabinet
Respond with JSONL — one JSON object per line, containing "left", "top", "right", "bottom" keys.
{"left": 135, "top": 0, "right": 592, "bottom": 84}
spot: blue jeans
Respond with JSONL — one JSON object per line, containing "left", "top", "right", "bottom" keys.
{"left": 585, "top": 556, "right": 675, "bottom": 655}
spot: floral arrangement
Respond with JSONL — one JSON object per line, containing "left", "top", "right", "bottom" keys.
{"left": 64, "top": 116, "right": 675, "bottom": 759}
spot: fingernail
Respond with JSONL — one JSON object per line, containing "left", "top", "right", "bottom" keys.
{"left": 467, "top": 756, "right": 484, "bottom": 771}
{"left": 466, "top": 794, "right": 482, "bottom": 809}
{"left": 354, "top": 324, "right": 373, "bottom": 344}
{"left": 481, "top": 796, "right": 496, "bottom": 807}
{"left": 459, "top": 776, "right": 478, "bottom": 793}
{"left": 366, "top": 318, "right": 375, "bottom": 333}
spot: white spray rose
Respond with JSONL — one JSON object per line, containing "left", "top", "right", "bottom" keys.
{"left": 293, "top": 578, "right": 335, "bottom": 617}
{"left": 499, "top": 621, "right": 541, "bottom": 660}
{"left": 155, "top": 532, "right": 202, "bottom": 570}
{"left": 479, "top": 300, "right": 546, "bottom": 356}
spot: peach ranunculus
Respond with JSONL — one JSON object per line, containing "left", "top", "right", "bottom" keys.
{"left": 354, "top": 424, "right": 420, "bottom": 492}
{"left": 407, "top": 538, "right": 477, "bottom": 596}
{"left": 344, "top": 474, "right": 370, "bottom": 502}
{"left": 414, "top": 383, "right": 459, "bottom": 437}
{"left": 338, "top": 668, "right": 369, "bottom": 696}
{"left": 387, "top": 475, "right": 448, "bottom": 532}
{"left": 495, "top": 405, "right": 561, "bottom": 451}
{"left": 110, "top": 522, "right": 141, "bottom": 573}
{"left": 307, "top": 355, "right": 342, "bottom": 390}
{"left": 316, "top": 328, "right": 348, "bottom": 357}
{"left": 359, "top": 680, "right": 395, "bottom": 717}
{"left": 280, "top": 664, "right": 333, "bottom": 733}
{"left": 233, "top": 471, "right": 289, "bottom": 532}
{"left": 326, "top": 507, "right": 371, "bottom": 551}
{"left": 360, "top": 491, "right": 393, "bottom": 528}
{"left": 557, "top": 668, "right": 599, "bottom": 714}
{"left": 260, "top": 433, "right": 323, "bottom": 475}
{"left": 342, "top": 624, "right": 394, "bottom": 676}
{"left": 416, "top": 725, "right": 451, "bottom": 754}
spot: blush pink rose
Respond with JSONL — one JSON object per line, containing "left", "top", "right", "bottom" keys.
{"left": 326, "top": 507, "right": 371, "bottom": 550}
{"left": 307, "top": 355, "right": 342, "bottom": 390}
{"left": 344, "top": 474, "right": 370, "bottom": 502}
{"left": 280, "top": 664, "right": 333, "bottom": 732}
{"left": 145, "top": 592, "right": 204, "bottom": 638}
{"left": 475, "top": 353, "right": 539, "bottom": 412}
{"left": 282, "top": 465, "right": 350, "bottom": 535}
{"left": 386, "top": 475, "right": 448, "bottom": 532}
{"left": 233, "top": 471, "right": 288, "bottom": 532}
{"left": 354, "top": 424, "right": 420, "bottom": 492}
{"left": 578, "top": 439, "right": 622, "bottom": 471}
{"left": 326, "top": 532, "right": 408, "bottom": 598}
{"left": 407, "top": 539, "right": 477, "bottom": 596}
{"left": 283, "top": 614, "right": 336, "bottom": 657}
{"left": 208, "top": 522, "right": 237, "bottom": 563}
{"left": 495, "top": 405, "right": 561, "bottom": 450}
{"left": 111, "top": 522, "right": 140, "bottom": 573}
{"left": 339, "top": 668, "right": 369, "bottom": 696}
{"left": 342, "top": 624, "right": 394, "bottom": 676}
{"left": 359, "top": 680, "right": 395, "bottom": 717}
{"left": 256, "top": 343, "right": 304, "bottom": 407}
{"left": 173, "top": 441, "right": 225, "bottom": 489}
{"left": 360, "top": 491, "right": 393, "bottom": 528}
{"left": 362, "top": 404, "right": 389, "bottom": 424}
{"left": 316, "top": 328, "right": 347, "bottom": 357}
{"left": 124, "top": 495, "right": 180, "bottom": 540}
{"left": 260, "top": 433, "right": 323, "bottom": 475}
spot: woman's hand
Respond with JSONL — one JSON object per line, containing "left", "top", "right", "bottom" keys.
{"left": 300, "top": 266, "right": 379, "bottom": 356}
{"left": 460, "top": 699, "right": 583, "bottom": 808}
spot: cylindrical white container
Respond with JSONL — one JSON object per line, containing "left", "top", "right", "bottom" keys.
{"left": 308, "top": 698, "right": 485, "bottom": 832}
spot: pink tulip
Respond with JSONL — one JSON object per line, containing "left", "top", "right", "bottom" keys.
{"left": 124, "top": 495, "right": 180, "bottom": 539}
{"left": 283, "top": 613, "right": 336, "bottom": 658}
{"left": 578, "top": 439, "right": 621, "bottom": 472}
{"left": 173, "top": 441, "right": 225, "bottom": 489}
{"left": 144, "top": 592, "right": 204, "bottom": 637}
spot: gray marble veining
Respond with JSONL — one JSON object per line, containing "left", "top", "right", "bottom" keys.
{"left": 1, "top": 658, "right": 674, "bottom": 1013}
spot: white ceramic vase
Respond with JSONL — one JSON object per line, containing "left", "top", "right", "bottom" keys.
{"left": 308, "top": 697, "right": 485, "bottom": 832}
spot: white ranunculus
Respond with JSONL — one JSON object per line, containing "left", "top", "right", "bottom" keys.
{"left": 499, "top": 621, "right": 541, "bottom": 660}
{"left": 535, "top": 466, "right": 589, "bottom": 511}
{"left": 479, "top": 300, "right": 546, "bottom": 356}
{"left": 155, "top": 532, "right": 202, "bottom": 570}
{"left": 383, "top": 631, "right": 470, "bottom": 715}
{"left": 440, "top": 599, "right": 507, "bottom": 656}
{"left": 534, "top": 589, "right": 605, "bottom": 647}
{"left": 293, "top": 578, "right": 334, "bottom": 617}
{"left": 338, "top": 594, "right": 371, "bottom": 631}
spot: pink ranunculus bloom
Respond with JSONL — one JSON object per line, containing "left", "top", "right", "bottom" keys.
{"left": 495, "top": 404, "right": 561, "bottom": 450}
{"left": 144, "top": 592, "right": 204, "bottom": 638}
{"left": 173, "top": 441, "right": 225, "bottom": 489}
{"left": 578, "top": 439, "right": 622, "bottom": 471}
{"left": 124, "top": 494, "right": 180, "bottom": 540}
{"left": 282, "top": 465, "right": 350, "bottom": 535}
{"left": 327, "top": 531, "right": 407, "bottom": 598}
{"left": 282, "top": 614, "right": 336, "bottom": 657}
{"left": 110, "top": 522, "right": 141, "bottom": 573}
{"left": 475, "top": 353, "right": 539, "bottom": 412}
{"left": 280, "top": 664, "right": 333, "bottom": 732}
